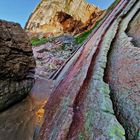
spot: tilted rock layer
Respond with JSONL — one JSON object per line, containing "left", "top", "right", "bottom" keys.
{"left": 38, "top": 0, "right": 140, "bottom": 140}
{"left": 0, "top": 20, "right": 35, "bottom": 111}
{"left": 25, "top": 0, "right": 102, "bottom": 36}
{"left": 105, "top": 3, "right": 140, "bottom": 139}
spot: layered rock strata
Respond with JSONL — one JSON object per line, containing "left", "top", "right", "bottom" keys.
{"left": 0, "top": 20, "right": 35, "bottom": 111}
{"left": 38, "top": 0, "right": 140, "bottom": 139}
{"left": 105, "top": 1, "right": 140, "bottom": 139}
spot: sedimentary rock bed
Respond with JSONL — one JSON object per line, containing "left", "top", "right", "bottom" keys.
{"left": 38, "top": 0, "right": 140, "bottom": 140}
{"left": 0, "top": 20, "right": 35, "bottom": 111}
{"left": 105, "top": 1, "right": 140, "bottom": 139}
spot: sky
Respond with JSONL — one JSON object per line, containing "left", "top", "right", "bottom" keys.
{"left": 0, "top": 0, "right": 114, "bottom": 28}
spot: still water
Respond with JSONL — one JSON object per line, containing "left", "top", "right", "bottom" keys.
{"left": 0, "top": 78, "right": 54, "bottom": 140}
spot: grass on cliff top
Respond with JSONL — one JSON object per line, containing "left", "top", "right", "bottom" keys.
{"left": 75, "top": 20, "right": 100, "bottom": 45}
{"left": 75, "top": 29, "right": 93, "bottom": 44}
{"left": 31, "top": 36, "right": 48, "bottom": 46}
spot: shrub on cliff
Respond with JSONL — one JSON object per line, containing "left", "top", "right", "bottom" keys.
{"left": 31, "top": 37, "right": 48, "bottom": 46}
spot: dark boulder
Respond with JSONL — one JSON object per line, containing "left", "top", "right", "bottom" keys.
{"left": 0, "top": 20, "right": 35, "bottom": 111}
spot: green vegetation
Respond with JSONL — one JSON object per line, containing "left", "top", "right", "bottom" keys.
{"left": 75, "top": 20, "right": 101, "bottom": 45}
{"left": 30, "top": 36, "right": 48, "bottom": 46}
{"left": 60, "top": 44, "right": 67, "bottom": 50}
{"left": 30, "top": 19, "right": 102, "bottom": 47}
{"left": 75, "top": 29, "right": 93, "bottom": 44}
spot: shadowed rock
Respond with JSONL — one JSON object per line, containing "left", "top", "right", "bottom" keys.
{"left": 25, "top": 0, "right": 102, "bottom": 36}
{"left": 0, "top": 20, "right": 35, "bottom": 111}
{"left": 127, "top": 11, "right": 140, "bottom": 47}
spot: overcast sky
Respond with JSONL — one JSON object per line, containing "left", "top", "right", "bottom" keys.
{"left": 0, "top": 0, "right": 114, "bottom": 28}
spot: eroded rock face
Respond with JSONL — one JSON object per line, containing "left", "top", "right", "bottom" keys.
{"left": 0, "top": 20, "right": 35, "bottom": 111}
{"left": 55, "top": 11, "right": 83, "bottom": 34}
{"left": 25, "top": 0, "right": 102, "bottom": 36}
{"left": 54, "top": 10, "right": 103, "bottom": 35}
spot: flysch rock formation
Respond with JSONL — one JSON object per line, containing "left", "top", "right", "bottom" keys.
{"left": 38, "top": 0, "right": 140, "bottom": 140}
{"left": 126, "top": 10, "right": 140, "bottom": 47}
{"left": 0, "top": 20, "right": 35, "bottom": 111}
{"left": 25, "top": 0, "right": 102, "bottom": 36}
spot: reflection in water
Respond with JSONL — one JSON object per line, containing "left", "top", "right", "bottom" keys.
{"left": 0, "top": 78, "right": 54, "bottom": 140}
{"left": 33, "top": 100, "right": 47, "bottom": 140}
{"left": 0, "top": 97, "right": 35, "bottom": 140}
{"left": 36, "top": 103, "right": 46, "bottom": 125}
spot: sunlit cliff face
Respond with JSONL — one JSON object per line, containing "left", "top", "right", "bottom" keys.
{"left": 25, "top": 0, "right": 102, "bottom": 35}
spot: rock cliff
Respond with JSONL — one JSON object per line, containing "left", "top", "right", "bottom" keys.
{"left": 0, "top": 20, "right": 35, "bottom": 111}
{"left": 25, "top": 0, "right": 102, "bottom": 36}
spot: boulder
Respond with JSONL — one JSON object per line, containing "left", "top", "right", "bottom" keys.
{"left": 0, "top": 20, "right": 35, "bottom": 111}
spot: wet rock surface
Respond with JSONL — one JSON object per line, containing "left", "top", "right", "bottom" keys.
{"left": 0, "top": 97, "right": 35, "bottom": 140}
{"left": 0, "top": 20, "right": 35, "bottom": 111}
